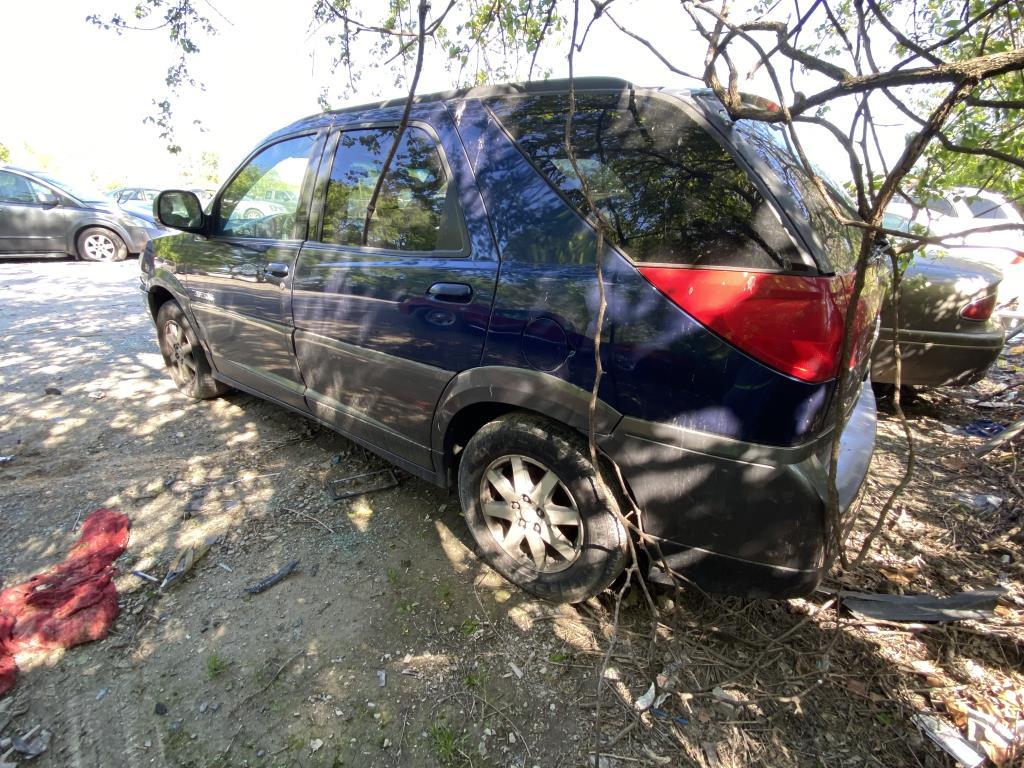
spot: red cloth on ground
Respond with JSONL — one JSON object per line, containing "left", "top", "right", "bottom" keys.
{"left": 0, "top": 509, "right": 130, "bottom": 695}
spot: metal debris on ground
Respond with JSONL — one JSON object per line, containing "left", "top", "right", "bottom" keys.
{"left": 377, "top": 670, "right": 386, "bottom": 687}
{"left": 913, "top": 713, "right": 985, "bottom": 767}
{"left": 160, "top": 534, "right": 220, "bottom": 591}
{"left": 7, "top": 725, "right": 50, "bottom": 760}
{"left": 963, "top": 418, "right": 1006, "bottom": 438}
{"left": 325, "top": 468, "right": 398, "bottom": 501}
{"left": 840, "top": 588, "right": 1005, "bottom": 623}
{"left": 956, "top": 492, "right": 1004, "bottom": 514}
{"left": 132, "top": 570, "right": 159, "bottom": 584}
{"left": 244, "top": 559, "right": 300, "bottom": 595}
{"left": 974, "top": 416, "right": 1024, "bottom": 458}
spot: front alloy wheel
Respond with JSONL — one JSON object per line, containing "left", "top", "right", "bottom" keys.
{"left": 163, "top": 318, "right": 197, "bottom": 389}
{"left": 155, "top": 301, "right": 229, "bottom": 400}
{"left": 77, "top": 227, "right": 127, "bottom": 262}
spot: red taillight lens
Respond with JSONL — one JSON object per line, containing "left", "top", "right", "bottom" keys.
{"left": 961, "top": 293, "right": 997, "bottom": 321}
{"left": 1011, "top": 251, "right": 1023, "bottom": 265}
{"left": 638, "top": 267, "right": 849, "bottom": 383}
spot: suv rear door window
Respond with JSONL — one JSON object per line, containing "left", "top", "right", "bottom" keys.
{"left": 318, "top": 127, "right": 464, "bottom": 252}
{"left": 486, "top": 93, "right": 798, "bottom": 270}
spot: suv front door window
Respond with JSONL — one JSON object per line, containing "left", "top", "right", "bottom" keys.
{"left": 183, "top": 133, "right": 320, "bottom": 408}
{"left": 217, "top": 137, "right": 314, "bottom": 238}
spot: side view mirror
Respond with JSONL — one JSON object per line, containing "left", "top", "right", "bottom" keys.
{"left": 37, "top": 190, "right": 60, "bottom": 208}
{"left": 156, "top": 190, "right": 205, "bottom": 233}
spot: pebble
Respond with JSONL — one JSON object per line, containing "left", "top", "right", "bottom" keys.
{"left": 199, "top": 702, "right": 208, "bottom": 714}
{"left": 154, "top": 702, "right": 168, "bottom": 716}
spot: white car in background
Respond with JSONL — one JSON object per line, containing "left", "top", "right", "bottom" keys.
{"left": 888, "top": 187, "right": 1023, "bottom": 306}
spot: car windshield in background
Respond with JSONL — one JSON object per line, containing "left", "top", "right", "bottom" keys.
{"left": 32, "top": 172, "right": 109, "bottom": 204}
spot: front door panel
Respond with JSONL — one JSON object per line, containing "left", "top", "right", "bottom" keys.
{"left": 187, "top": 238, "right": 306, "bottom": 409}
{"left": 0, "top": 171, "right": 73, "bottom": 254}
{"left": 184, "top": 132, "right": 323, "bottom": 410}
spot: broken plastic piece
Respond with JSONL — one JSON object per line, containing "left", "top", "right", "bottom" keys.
{"left": 325, "top": 469, "right": 398, "bottom": 501}
{"left": 161, "top": 534, "right": 220, "bottom": 591}
{"left": 913, "top": 713, "right": 985, "bottom": 767}
{"left": 840, "top": 588, "right": 1005, "bottom": 623}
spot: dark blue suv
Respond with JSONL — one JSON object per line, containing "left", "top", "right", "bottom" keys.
{"left": 142, "top": 78, "right": 880, "bottom": 602}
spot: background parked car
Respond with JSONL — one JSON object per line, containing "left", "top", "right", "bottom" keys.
{"left": 190, "top": 188, "right": 216, "bottom": 209}
{"left": 887, "top": 187, "right": 1023, "bottom": 305}
{"left": 109, "top": 186, "right": 162, "bottom": 223}
{"left": 871, "top": 213, "right": 1006, "bottom": 388}
{"left": 0, "top": 166, "right": 163, "bottom": 261}
{"left": 258, "top": 188, "right": 298, "bottom": 212}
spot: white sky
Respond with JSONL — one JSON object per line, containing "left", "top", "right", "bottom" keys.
{"left": 0, "top": 0, "right": 912, "bottom": 193}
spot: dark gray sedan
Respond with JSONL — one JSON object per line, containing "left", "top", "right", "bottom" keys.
{"left": 0, "top": 167, "right": 162, "bottom": 261}
{"left": 872, "top": 215, "right": 1005, "bottom": 387}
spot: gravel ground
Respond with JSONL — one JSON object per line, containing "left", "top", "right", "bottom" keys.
{"left": 0, "top": 258, "right": 1021, "bottom": 768}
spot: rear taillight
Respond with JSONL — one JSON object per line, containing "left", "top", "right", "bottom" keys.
{"left": 961, "top": 294, "right": 997, "bottom": 321}
{"left": 638, "top": 267, "right": 850, "bottom": 383}
{"left": 1011, "top": 251, "right": 1023, "bottom": 265}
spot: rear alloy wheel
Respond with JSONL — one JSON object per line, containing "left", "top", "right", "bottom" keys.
{"left": 77, "top": 227, "right": 127, "bottom": 262}
{"left": 155, "top": 301, "right": 229, "bottom": 400}
{"left": 458, "top": 414, "right": 628, "bottom": 603}
{"left": 243, "top": 208, "right": 263, "bottom": 220}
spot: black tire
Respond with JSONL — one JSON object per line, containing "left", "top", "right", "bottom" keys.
{"left": 155, "top": 301, "right": 229, "bottom": 400}
{"left": 77, "top": 227, "right": 127, "bottom": 262}
{"left": 458, "top": 413, "right": 629, "bottom": 603}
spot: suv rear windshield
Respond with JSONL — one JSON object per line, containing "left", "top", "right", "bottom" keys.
{"left": 486, "top": 93, "right": 800, "bottom": 270}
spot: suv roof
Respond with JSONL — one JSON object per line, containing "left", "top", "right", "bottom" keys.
{"left": 267, "top": 77, "right": 652, "bottom": 143}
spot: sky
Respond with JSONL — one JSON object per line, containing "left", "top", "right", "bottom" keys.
{"left": 0, "top": 0, "right": 912, "bottom": 194}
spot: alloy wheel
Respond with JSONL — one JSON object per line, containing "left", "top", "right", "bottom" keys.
{"left": 83, "top": 233, "right": 117, "bottom": 261}
{"left": 163, "top": 320, "right": 197, "bottom": 386}
{"left": 478, "top": 454, "right": 583, "bottom": 573}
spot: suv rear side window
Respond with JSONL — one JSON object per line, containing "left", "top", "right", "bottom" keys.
{"left": 319, "top": 127, "right": 464, "bottom": 252}
{"left": 486, "top": 93, "right": 797, "bottom": 269}
{"left": 735, "top": 120, "right": 862, "bottom": 273}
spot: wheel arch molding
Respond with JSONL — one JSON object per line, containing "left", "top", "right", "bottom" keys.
{"left": 430, "top": 366, "right": 623, "bottom": 478}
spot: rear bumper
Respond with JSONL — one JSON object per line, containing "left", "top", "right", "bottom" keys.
{"left": 600, "top": 382, "right": 877, "bottom": 598}
{"left": 871, "top": 324, "right": 1004, "bottom": 386}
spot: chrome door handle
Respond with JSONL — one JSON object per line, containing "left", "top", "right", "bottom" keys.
{"left": 427, "top": 282, "right": 472, "bottom": 303}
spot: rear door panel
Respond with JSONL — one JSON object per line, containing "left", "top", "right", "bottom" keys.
{"left": 293, "top": 106, "right": 499, "bottom": 468}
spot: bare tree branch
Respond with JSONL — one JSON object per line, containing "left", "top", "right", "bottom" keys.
{"left": 359, "top": 0, "right": 430, "bottom": 246}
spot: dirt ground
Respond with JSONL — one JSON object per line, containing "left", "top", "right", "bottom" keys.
{"left": 0, "top": 259, "right": 1021, "bottom": 768}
